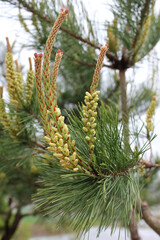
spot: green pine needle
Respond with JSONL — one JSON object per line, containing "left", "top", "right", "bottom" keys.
{"left": 33, "top": 103, "right": 148, "bottom": 237}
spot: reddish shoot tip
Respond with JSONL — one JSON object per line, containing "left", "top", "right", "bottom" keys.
{"left": 105, "top": 43, "right": 109, "bottom": 47}
{"left": 60, "top": 8, "right": 64, "bottom": 12}
{"left": 57, "top": 49, "right": 61, "bottom": 53}
{"left": 61, "top": 52, "right": 63, "bottom": 55}
{"left": 65, "top": 9, "right": 69, "bottom": 13}
{"left": 34, "top": 53, "right": 43, "bottom": 58}
{"left": 153, "top": 96, "right": 156, "bottom": 101}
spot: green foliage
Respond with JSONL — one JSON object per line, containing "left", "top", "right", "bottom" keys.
{"left": 4, "top": 0, "right": 99, "bottom": 109}
{"left": 0, "top": 44, "right": 43, "bottom": 238}
{"left": 110, "top": 1, "right": 151, "bottom": 45}
{"left": 34, "top": 104, "right": 150, "bottom": 236}
{"left": 0, "top": 1, "right": 160, "bottom": 239}
{"left": 1, "top": 0, "right": 159, "bottom": 112}
{"left": 104, "top": 0, "right": 160, "bottom": 67}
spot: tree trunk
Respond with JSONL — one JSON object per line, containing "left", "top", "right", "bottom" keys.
{"left": 129, "top": 210, "right": 141, "bottom": 240}
{"left": 119, "top": 69, "right": 141, "bottom": 240}
{"left": 119, "top": 69, "right": 129, "bottom": 142}
{"left": 1, "top": 207, "right": 22, "bottom": 240}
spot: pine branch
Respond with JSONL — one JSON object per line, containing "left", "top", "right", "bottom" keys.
{"left": 1, "top": 2, "right": 159, "bottom": 239}
{"left": 129, "top": 210, "right": 142, "bottom": 240}
{"left": 119, "top": 69, "right": 129, "bottom": 142}
{"left": 141, "top": 201, "right": 160, "bottom": 235}
{"left": 1, "top": 205, "right": 23, "bottom": 240}
{"left": 66, "top": 54, "right": 115, "bottom": 69}
{"left": 131, "top": 0, "right": 150, "bottom": 49}
{"left": 140, "top": 160, "right": 160, "bottom": 168}
{"left": 3, "top": 198, "right": 13, "bottom": 236}
{"left": 31, "top": 139, "right": 46, "bottom": 149}
{"left": 15, "top": 0, "right": 119, "bottom": 64}
{"left": 119, "top": 59, "right": 138, "bottom": 239}
{"left": 17, "top": 0, "right": 100, "bottom": 47}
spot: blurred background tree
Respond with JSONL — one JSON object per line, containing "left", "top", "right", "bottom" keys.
{"left": 0, "top": 38, "right": 43, "bottom": 240}
{"left": 0, "top": 0, "right": 160, "bottom": 240}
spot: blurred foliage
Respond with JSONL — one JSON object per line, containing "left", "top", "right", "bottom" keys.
{"left": 1, "top": 0, "right": 160, "bottom": 111}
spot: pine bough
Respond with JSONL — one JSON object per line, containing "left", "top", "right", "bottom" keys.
{"left": 33, "top": 9, "right": 149, "bottom": 238}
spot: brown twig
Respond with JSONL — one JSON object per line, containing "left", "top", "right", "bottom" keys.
{"left": 129, "top": 210, "right": 142, "bottom": 240}
{"left": 119, "top": 69, "right": 129, "bottom": 143}
{"left": 31, "top": 139, "right": 46, "bottom": 149}
{"left": 66, "top": 55, "right": 115, "bottom": 69}
{"left": 141, "top": 201, "right": 160, "bottom": 236}
{"left": 140, "top": 160, "right": 160, "bottom": 168}
{"left": 18, "top": 0, "right": 119, "bottom": 65}
{"left": 1, "top": 204, "right": 23, "bottom": 240}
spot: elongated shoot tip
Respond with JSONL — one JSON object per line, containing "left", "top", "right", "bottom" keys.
{"left": 6, "top": 37, "right": 11, "bottom": 52}
{"left": 29, "top": 57, "right": 32, "bottom": 70}
{"left": 152, "top": 96, "right": 156, "bottom": 101}
{"left": 57, "top": 49, "right": 63, "bottom": 55}
{"left": 60, "top": 8, "right": 69, "bottom": 14}
{"left": 0, "top": 86, "right": 3, "bottom": 98}
{"left": 34, "top": 53, "right": 43, "bottom": 58}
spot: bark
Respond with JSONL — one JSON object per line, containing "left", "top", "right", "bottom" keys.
{"left": 1, "top": 207, "right": 22, "bottom": 240}
{"left": 119, "top": 69, "right": 141, "bottom": 240}
{"left": 119, "top": 69, "right": 129, "bottom": 142}
{"left": 140, "top": 160, "right": 160, "bottom": 168}
{"left": 141, "top": 201, "right": 160, "bottom": 236}
{"left": 129, "top": 211, "right": 141, "bottom": 240}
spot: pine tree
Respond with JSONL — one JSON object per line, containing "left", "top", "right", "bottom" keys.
{"left": 0, "top": 0, "right": 160, "bottom": 240}
{"left": 0, "top": 38, "right": 43, "bottom": 240}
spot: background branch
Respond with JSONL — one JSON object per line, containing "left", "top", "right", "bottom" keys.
{"left": 141, "top": 201, "right": 160, "bottom": 236}
{"left": 140, "top": 160, "right": 160, "bottom": 168}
